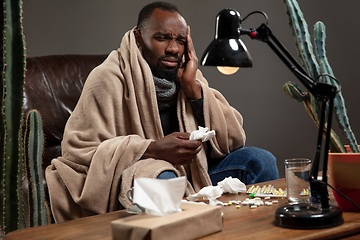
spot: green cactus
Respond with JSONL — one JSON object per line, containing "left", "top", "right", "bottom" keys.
{"left": 284, "top": 0, "right": 320, "bottom": 80}
{"left": 283, "top": 82, "right": 346, "bottom": 153}
{"left": 1, "top": 0, "right": 26, "bottom": 235}
{"left": 1, "top": 0, "right": 51, "bottom": 234}
{"left": 313, "top": 22, "right": 359, "bottom": 153}
{"left": 283, "top": 0, "right": 321, "bottom": 122}
{"left": 283, "top": 0, "right": 359, "bottom": 153}
{"left": 24, "top": 110, "right": 50, "bottom": 227}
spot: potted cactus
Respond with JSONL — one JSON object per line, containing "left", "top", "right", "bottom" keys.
{"left": 1, "top": 0, "right": 26, "bottom": 235}
{"left": 24, "top": 110, "right": 51, "bottom": 227}
{"left": 283, "top": 0, "right": 360, "bottom": 211}
{"left": 1, "top": 0, "right": 50, "bottom": 237}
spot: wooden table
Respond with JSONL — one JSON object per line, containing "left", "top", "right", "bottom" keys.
{"left": 4, "top": 179, "right": 360, "bottom": 240}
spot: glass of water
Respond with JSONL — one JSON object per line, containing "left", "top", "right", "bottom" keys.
{"left": 285, "top": 158, "right": 312, "bottom": 204}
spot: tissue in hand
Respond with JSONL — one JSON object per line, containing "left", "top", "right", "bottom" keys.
{"left": 133, "top": 176, "right": 186, "bottom": 216}
{"left": 189, "top": 126, "right": 215, "bottom": 142}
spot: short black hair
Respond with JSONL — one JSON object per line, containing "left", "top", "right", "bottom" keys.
{"left": 137, "top": 1, "right": 182, "bottom": 31}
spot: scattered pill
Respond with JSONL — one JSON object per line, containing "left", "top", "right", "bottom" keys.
{"left": 220, "top": 185, "right": 286, "bottom": 210}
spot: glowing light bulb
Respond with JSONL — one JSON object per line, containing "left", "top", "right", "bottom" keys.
{"left": 217, "top": 66, "right": 239, "bottom": 75}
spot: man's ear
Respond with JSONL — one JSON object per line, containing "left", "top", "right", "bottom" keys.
{"left": 134, "top": 28, "right": 142, "bottom": 48}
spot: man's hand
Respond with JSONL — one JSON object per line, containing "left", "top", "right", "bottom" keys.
{"left": 177, "top": 26, "right": 202, "bottom": 100}
{"left": 143, "top": 132, "right": 202, "bottom": 165}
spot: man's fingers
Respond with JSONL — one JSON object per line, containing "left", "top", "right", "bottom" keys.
{"left": 177, "top": 144, "right": 201, "bottom": 157}
{"left": 186, "top": 26, "right": 197, "bottom": 60}
{"left": 186, "top": 26, "right": 194, "bottom": 51}
{"left": 174, "top": 131, "right": 190, "bottom": 139}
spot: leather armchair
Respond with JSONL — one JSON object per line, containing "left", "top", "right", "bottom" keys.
{"left": 24, "top": 54, "right": 107, "bottom": 168}
{"left": 22, "top": 54, "right": 107, "bottom": 225}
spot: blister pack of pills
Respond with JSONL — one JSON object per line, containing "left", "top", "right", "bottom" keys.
{"left": 246, "top": 184, "right": 287, "bottom": 197}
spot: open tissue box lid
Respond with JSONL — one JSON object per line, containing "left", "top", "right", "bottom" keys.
{"left": 111, "top": 202, "right": 223, "bottom": 240}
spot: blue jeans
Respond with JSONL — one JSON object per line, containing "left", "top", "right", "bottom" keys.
{"left": 157, "top": 147, "right": 279, "bottom": 185}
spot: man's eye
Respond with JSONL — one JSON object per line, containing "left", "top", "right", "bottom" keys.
{"left": 155, "top": 36, "right": 166, "bottom": 41}
{"left": 177, "top": 40, "right": 186, "bottom": 45}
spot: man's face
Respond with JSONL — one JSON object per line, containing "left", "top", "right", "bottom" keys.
{"left": 135, "top": 8, "right": 187, "bottom": 81}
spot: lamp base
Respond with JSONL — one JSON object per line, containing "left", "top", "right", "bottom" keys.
{"left": 275, "top": 203, "right": 344, "bottom": 229}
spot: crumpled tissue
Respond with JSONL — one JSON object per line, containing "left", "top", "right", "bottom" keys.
{"left": 187, "top": 177, "right": 246, "bottom": 206}
{"left": 187, "top": 185, "right": 224, "bottom": 206}
{"left": 217, "top": 176, "right": 247, "bottom": 194}
{"left": 189, "top": 126, "right": 216, "bottom": 142}
{"left": 133, "top": 176, "right": 186, "bottom": 216}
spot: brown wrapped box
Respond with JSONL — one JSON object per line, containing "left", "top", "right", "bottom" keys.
{"left": 111, "top": 202, "right": 223, "bottom": 240}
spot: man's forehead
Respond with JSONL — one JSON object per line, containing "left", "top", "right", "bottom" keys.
{"left": 145, "top": 9, "right": 187, "bottom": 35}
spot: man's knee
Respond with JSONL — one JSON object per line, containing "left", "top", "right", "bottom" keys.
{"left": 157, "top": 170, "right": 177, "bottom": 179}
{"left": 230, "top": 147, "right": 276, "bottom": 163}
{"left": 232, "top": 147, "right": 279, "bottom": 180}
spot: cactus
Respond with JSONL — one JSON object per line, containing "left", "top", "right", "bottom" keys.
{"left": 283, "top": 82, "right": 346, "bottom": 153}
{"left": 283, "top": 0, "right": 321, "bottom": 122}
{"left": 313, "top": 22, "right": 359, "bottom": 153}
{"left": 24, "top": 110, "right": 50, "bottom": 227}
{"left": 283, "top": 0, "right": 359, "bottom": 153}
{"left": 1, "top": 0, "right": 26, "bottom": 235}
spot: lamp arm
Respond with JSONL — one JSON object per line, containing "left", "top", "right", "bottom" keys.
{"left": 241, "top": 22, "right": 339, "bottom": 209}
{"left": 242, "top": 23, "right": 316, "bottom": 93}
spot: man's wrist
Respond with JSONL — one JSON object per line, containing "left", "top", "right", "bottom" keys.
{"left": 189, "top": 96, "right": 205, "bottom": 126}
{"left": 184, "top": 80, "right": 202, "bottom": 100}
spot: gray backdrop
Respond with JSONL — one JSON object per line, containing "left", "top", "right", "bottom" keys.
{"left": 23, "top": 0, "right": 360, "bottom": 178}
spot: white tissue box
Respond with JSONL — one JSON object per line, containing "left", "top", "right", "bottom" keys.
{"left": 111, "top": 202, "right": 223, "bottom": 240}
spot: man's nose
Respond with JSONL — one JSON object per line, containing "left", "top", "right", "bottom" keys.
{"left": 166, "top": 40, "right": 180, "bottom": 54}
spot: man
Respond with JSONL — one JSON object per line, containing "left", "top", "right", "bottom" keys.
{"left": 46, "top": 1, "right": 279, "bottom": 223}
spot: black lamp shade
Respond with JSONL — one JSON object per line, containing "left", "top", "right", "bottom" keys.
{"left": 201, "top": 8, "right": 253, "bottom": 68}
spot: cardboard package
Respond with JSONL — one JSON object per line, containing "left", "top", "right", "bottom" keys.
{"left": 111, "top": 202, "right": 223, "bottom": 240}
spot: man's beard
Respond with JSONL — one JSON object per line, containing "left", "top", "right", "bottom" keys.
{"left": 150, "top": 55, "right": 181, "bottom": 82}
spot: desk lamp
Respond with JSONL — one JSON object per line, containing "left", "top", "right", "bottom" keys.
{"left": 201, "top": 8, "right": 344, "bottom": 229}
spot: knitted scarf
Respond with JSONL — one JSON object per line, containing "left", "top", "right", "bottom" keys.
{"left": 153, "top": 75, "right": 179, "bottom": 110}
